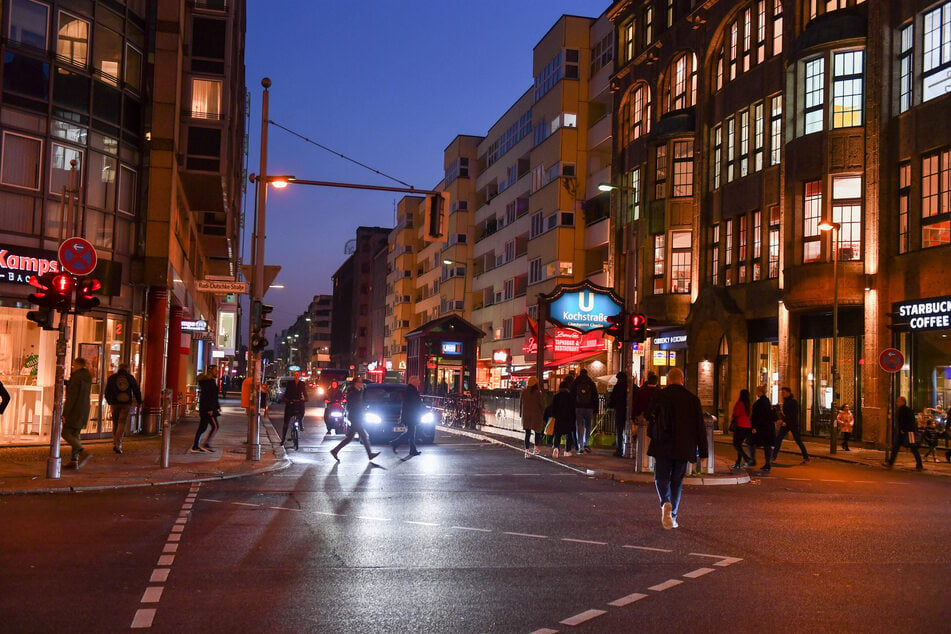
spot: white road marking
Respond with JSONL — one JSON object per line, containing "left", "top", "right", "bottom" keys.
{"left": 648, "top": 579, "right": 683, "bottom": 592}
{"left": 141, "top": 586, "right": 163, "bottom": 603}
{"left": 167, "top": 533, "right": 181, "bottom": 542}
{"left": 503, "top": 531, "right": 547, "bottom": 539}
{"left": 170, "top": 525, "right": 184, "bottom": 533}
{"left": 608, "top": 592, "right": 647, "bottom": 607}
{"left": 559, "top": 609, "right": 606, "bottom": 626}
{"left": 355, "top": 515, "right": 390, "bottom": 522}
{"left": 405, "top": 521, "right": 441, "bottom": 526}
{"left": 820, "top": 479, "right": 845, "bottom": 482}
{"left": 313, "top": 510, "right": 346, "bottom": 517}
{"left": 162, "top": 543, "right": 178, "bottom": 554}
{"left": 149, "top": 569, "right": 169, "bottom": 583}
{"left": 267, "top": 506, "right": 302, "bottom": 511}
{"left": 623, "top": 545, "right": 673, "bottom": 553}
{"left": 561, "top": 538, "right": 607, "bottom": 546}
{"left": 713, "top": 557, "right": 743, "bottom": 567}
{"left": 233, "top": 502, "right": 259, "bottom": 507}
{"left": 452, "top": 526, "right": 493, "bottom": 532}
{"left": 528, "top": 630, "right": 558, "bottom": 634}
{"left": 157, "top": 555, "right": 174, "bottom": 566}
{"left": 131, "top": 609, "right": 155, "bottom": 629}
{"left": 683, "top": 567, "right": 715, "bottom": 578}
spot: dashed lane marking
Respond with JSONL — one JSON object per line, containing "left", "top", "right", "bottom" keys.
{"left": 131, "top": 609, "right": 155, "bottom": 629}
{"left": 607, "top": 592, "right": 647, "bottom": 607}
{"left": 623, "top": 545, "right": 673, "bottom": 553}
{"left": 451, "top": 525, "right": 493, "bottom": 532}
{"left": 559, "top": 609, "right": 607, "bottom": 626}
{"left": 528, "top": 629, "right": 558, "bottom": 634}
{"left": 683, "top": 567, "right": 715, "bottom": 578}
{"left": 562, "top": 538, "right": 607, "bottom": 546}
{"left": 689, "top": 553, "right": 744, "bottom": 567}
{"left": 503, "top": 531, "right": 547, "bottom": 539}
{"left": 648, "top": 579, "right": 683, "bottom": 592}
{"left": 406, "top": 521, "right": 441, "bottom": 526}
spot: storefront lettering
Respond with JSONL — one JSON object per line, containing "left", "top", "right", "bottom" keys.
{"left": 909, "top": 315, "right": 950, "bottom": 329}
{"left": 898, "top": 300, "right": 951, "bottom": 317}
{"left": 0, "top": 248, "right": 60, "bottom": 281}
{"left": 894, "top": 296, "right": 951, "bottom": 331}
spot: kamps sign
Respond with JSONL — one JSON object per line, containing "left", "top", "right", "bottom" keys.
{"left": 544, "top": 280, "right": 624, "bottom": 333}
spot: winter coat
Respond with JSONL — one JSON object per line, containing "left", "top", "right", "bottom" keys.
{"left": 549, "top": 388, "right": 576, "bottom": 435}
{"left": 520, "top": 386, "right": 546, "bottom": 432}
{"left": 608, "top": 379, "right": 628, "bottom": 426}
{"left": 836, "top": 410, "right": 854, "bottom": 433}
{"left": 400, "top": 383, "right": 423, "bottom": 426}
{"left": 750, "top": 395, "right": 776, "bottom": 447}
{"left": 104, "top": 370, "right": 142, "bottom": 406}
{"left": 63, "top": 367, "right": 92, "bottom": 430}
{"left": 781, "top": 395, "right": 801, "bottom": 429}
{"left": 571, "top": 373, "right": 599, "bottom": 412}
{"left": 732, "top": 400, "right": 752, "bottom": 429}
{"left": 197, "top": 373, "right": 220, "bottom": 413}
{"left": 646, "top": 384, "right": 708, "bottom": 462}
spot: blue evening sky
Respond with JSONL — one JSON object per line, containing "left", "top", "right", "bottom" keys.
{"left": 244, "top": 1, "right": 610, "bottom": 336}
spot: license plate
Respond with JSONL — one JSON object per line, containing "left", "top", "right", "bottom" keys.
{"left": 393, "top": 426, "right": 406, "bottom": 432}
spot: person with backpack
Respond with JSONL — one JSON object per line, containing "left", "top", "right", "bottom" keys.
{"left": 646, "top": 368, "right": 707, "bottom": 530}
{"left": 104, "top": 363, "right": 142, "bottom": 454}
{"left": 749, "top": 385, "right": 776, "bottom": 472}
{"left": 571, "top": 368, "right": 598, "bottom": 453}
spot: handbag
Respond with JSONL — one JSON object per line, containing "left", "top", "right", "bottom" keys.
{"left": 544, "top": 417, "right": 555, "bottom": 435}
{"left": 728, "top": 414, "right": 737, "bottom": 433}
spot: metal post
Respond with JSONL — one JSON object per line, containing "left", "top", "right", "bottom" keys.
{"left": 830, "top": 225, "right": 839, "bottom": 455}
{"left": 635, "top": 422, "right": 648, "bottom": 472}
{"left": 161, "top": 388, "right": 172, "bottom": 468}
{"left": 46, "top": 310, "right": 69, "bottom": 479}
{"left": 248, "top": 77, "right": 271, "bottom": 462}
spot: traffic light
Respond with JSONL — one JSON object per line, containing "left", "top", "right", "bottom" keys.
{"left": 250, "top": 333, "right": 268, "bottom": 353}
{"left": 630, "top": 313, "right": 648, "bottom": 342}
{"left": 26, "top": 305, "right": 55, "bottom": 330}
{"left": 74, "top": 277, "right": 101, "bottom": 314}
{"left": 605, "top": 312, "right": 625, "bottom": 341}
{"left": 259, "top": 303, "right": 274, "bottom": 330}
{"left": 424, "top": 191, "right": 450, "bottom": 241}
{"left": 28, "top": 272, "right": 74, "bottom": 311}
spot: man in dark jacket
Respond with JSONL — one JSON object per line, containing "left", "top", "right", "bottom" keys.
{"left": 63, "top": 357, "right": 93, "bottom": 468}
{"left": 281, "top": 371, "right": 308, "bottom": 443}
{"left": 885, "top": 396, "right": 923, "bottom": 471}
{"left": 330, "top": 376, "right": 379, "bottom": 461}
{"left": 749, "top": 385, "right": 776, "bottom": 472}
{"left": 392, "top": 376, "right": 423, "bottom": 456}
{"left": 191, "top": 365, "right": 221, "bottom": 453}
{"left": 571, "top": 368, "right": 598, "bottom": 453}
{"left": 632, "top": 372, "right": 660, "bottom": 421}
{"left": 646, "top": 368, "right": 707, "bottom": 530}
{"left": 104, "top": 363, "right": 142, "bottom": 454}
{"left": 772, "top": 387, "right": 809, "bottom": 464}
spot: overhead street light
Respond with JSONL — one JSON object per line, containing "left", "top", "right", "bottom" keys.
{"left": 819, "top": 219, "right": 840, "bottom": 455}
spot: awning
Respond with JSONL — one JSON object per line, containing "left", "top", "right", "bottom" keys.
{"left": 507, "top": 350, "right": 604, "bottom": 375}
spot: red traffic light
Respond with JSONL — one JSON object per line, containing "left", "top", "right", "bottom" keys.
{"left": 75, "top": 277, "right": 101, "bottom": 314}
{"left": 604, "top": 312, "right": 625, "bottom": 340}
{"left": 630, "top": 313, "right": 648, "bottom": 342}
{"left": 28, "top": 272, "right": 74, "bottom": 311}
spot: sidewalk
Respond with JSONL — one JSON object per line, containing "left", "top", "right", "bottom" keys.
{"left": 0, "top": 398, "right": 289, "bottom": 495}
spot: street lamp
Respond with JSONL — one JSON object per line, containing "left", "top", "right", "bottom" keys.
{"left": 819, "top": 219, "right": 840, "bottom": 455}
{"left": 443, "top": 258, "right": 467, "bottom": 315}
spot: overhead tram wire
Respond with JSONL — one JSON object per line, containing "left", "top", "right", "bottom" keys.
{"left": 268, "top": 119, "right": 413, "bottom": 189}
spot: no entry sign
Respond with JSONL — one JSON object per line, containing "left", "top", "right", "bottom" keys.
{"left": 879, "top": 348, "right": 904, "bottom": 373}
{"left": 58, "top": 237, "right": 97, "bottom": 276}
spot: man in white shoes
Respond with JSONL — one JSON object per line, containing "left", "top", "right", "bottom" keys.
{"left": 646, "top": 368, "right": 707, "bottom": 530}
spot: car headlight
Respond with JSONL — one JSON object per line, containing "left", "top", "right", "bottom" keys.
{"left": 365, "top": 412, "right": 382, "bottom": 424}
{"left": 329, "top": 411, "right": 343, "bottom": 418}
{"left": 317, "top": 386, "right": 325, "bottom": 396}
{"left": 420, "top": 411, "right": 435, "bottom": 425}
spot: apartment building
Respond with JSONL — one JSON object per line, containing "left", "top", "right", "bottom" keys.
{"left": 607, "top": 0, "right": 951, "bottom": 446}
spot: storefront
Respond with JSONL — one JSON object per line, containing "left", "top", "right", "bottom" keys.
{"left": 649, "top": 329, "right": 688, "bottom": 381}
{"left": 892, "top": 296, "right": 951, "bottom": 423}
{"left": 405, "top": 315, "right": 484, "bottom": 396}
{"left": 0, "top": 243, "right": 138, "bottom": 446}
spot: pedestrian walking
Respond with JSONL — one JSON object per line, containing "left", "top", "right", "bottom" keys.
{"left": 773, "top": 387, "right": 810, "bottom": 464}
{"left": 836, "top": 404, "right": 854, "bottom": 451}
{"left": 330, "top": 376, "right": 379, "bottom": 461}
{"left": 0, "top": 379, "right": 10, "bottom": 416}
{"left": 646, "top": 368, "right": 707, "bottom": 529}
{"left": 191, "top": 365, "right": 220, "bottom": 453}
{"left": 608, "top": 372, "right": 629, "bottom": 457}
{"left": 103, "top": 363, "right": 142, "bottom": 454}
{"left": 632, "top": 372, "right": 660, "bottom": 422}
{"left": 391, "top": 376, "right": 423, "bottom": 456}
{"left": 62, "top": 357, "right": 93, "bottom": 469}
{"left": 749, "top": 385, "right": 776, "bottom": 472}
{"left": 549, "top": 380, "right": 577, "bottom": 458}
{"left": 571, "top": 368, "right": 598, "bottom": 453}
{"left": 520, "top": 377, "right": 546, "bottom": 458}
{"left": 730, "top": 389, "right": 754, "bottom": 469}
{"left": 280, "top": 370, "right": 308, "bottom": 443}
{"left": 884, "top": 396, "right": 923, "bottom": 471}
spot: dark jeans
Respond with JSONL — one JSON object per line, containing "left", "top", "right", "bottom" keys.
{"left": 887, "top": 435, "right": 922, "bottom": 468}
{"left": 391, "top": 423, "right": 418, "bottom": 453}
{"left": 194, "top": 410, "right": 219, "bottom": 448}
{"left": 841, "top": 431, "right": 851, "bottom": 449}
{"left": 62, "top": 425, "right": 84, "bottom": 461}
{"left": 332, "top": 420, "right": 374, "bottom": 457}
{"left": 773, "top": 424, "right": 809, "bottom": 460}
{"left": 524, "top": 429, "right": 541, "bottom": 449}
{"left": 282, "top": 402, "right": 305, "bottom": 443}
{"left": 732, "top": 427, "right": 752, "bottom": 464}
{"left": 653, "top": 456, "right": 689, "bottom": 519}
{"left": 552, "top": 431, "right": 577, "bottom": 452}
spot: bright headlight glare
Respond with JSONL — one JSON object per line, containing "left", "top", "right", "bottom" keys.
{"left": 365, "top": 412, "right": 382, "bottom": 424}
{"left": 330, "top": 411, "right": 343, "bottom": 418}
{"left": 421, "top": 412, "right": 434, "bottom": 424}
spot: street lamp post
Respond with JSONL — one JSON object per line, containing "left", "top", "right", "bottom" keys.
{"left": 819, "top": 220, "right": 840, "bottom": 455}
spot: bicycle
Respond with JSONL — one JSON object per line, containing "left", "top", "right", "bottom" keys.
{"left": 289, "top": 412, "right": 302, "bottom": 451}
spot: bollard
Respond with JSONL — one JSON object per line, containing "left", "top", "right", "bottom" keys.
{"left": 622, "top": 419, "right": 633, "bottom": 458}
{"left": 160, "top": 388, "right": 172, "bottom": 468}
{"left": 635, "top": 419, "right": 649, "bottom": 472}
{"left": 703, "top": 413, "right": 717, "bottom": 475}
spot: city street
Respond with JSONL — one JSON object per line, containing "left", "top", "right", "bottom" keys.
{"left": 1, "top": 404, "right": 949, "bottom": 633}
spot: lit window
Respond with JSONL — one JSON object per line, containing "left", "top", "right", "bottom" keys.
{"left": 57, "top": 11, "right": 89, "bottom": 67}
{"left": 898, "top": 162, "right": 910, "bottom": 253}
{"left": 50, "top": 143, "right": 83, "bottom": 195}
{"left": 769, "top": 94, "right": 782, "bottom": 165}
{"left": 804, "top": 57, "right": 825, "bottom": 134}
{"left": 94, "top": 24, "right": 122, "bottom": 85}
{"left": 655, "top": 144, "right": 667, "bottom": 199}
{"left": 653, "top": 234, "right": 666, "bottom": 294}
{"left": 672, "top": 140, "right": 693, "bottom": 197}
{"left": 670, "top": 231, "right": 691, "bottom": 294}
{"left": 832, "top": 50, "right": 864, "bottom": 128}
{"left": 831, "top": 175, "right": 863, "bottom": 260}
{"left": 899, "top": 24, "right": 913, "bottom": 113}
{"left": 923, "top": 2, "right": 951, "bottom": 102}
{"left": 753, "top": 102, "right": 765, "bottom": 172}
{"left": 191, "top": 78, "right": 222, "bottom": 119}
{"left": 921, "top": 149, "right": 951, "bottom": 247}
{"left": 664, "top": 52, "right": 698, "bottom": 112}
{"left": 712, "top": 124, "right": 722, "bottom": 189}
{"left": 803, "top": 180, "right": 822, "bottom": 262}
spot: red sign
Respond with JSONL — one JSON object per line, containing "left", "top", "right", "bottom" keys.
{"left": 879, "top": 348, "right": 904, "bottom": 373}
{"left": 58, "top": 237, "right": 97, "bottom": 276}
{"left": 523, "top": 328, "right": 604, "bottom": 357}
{"left": 492, "top": 349, "right": 509, "bottom": 363}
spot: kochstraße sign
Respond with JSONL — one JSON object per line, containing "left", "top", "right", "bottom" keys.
{"left": 543, "top": 280, "right": 624, "bottom": 333}
{"left": 893, "top": 296, "right": 951, "bottom": 331}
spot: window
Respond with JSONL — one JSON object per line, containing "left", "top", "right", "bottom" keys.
{"left": 118, "top": 165, "right": 136, "bottom": 215}
{"left": 1, "top": 132, "right": 42, "bottom": 190}
{"left": 738, "top": 214, "right": 748, "bottom": 283}
{"left": 899, "top": 162, "right": 910, "bottom": 254}
{"left": 503, "top": 279, "right": 514, "bottom": 300}
{"left": 757, "top": 0, "right": 767, "bottom": 63}
{"left": 126, "top": 45, "right": 143, "bottom": 91}
{"left": 724, "top": 218, "right": 734, "bottom": 286}
{"left": 923, "top": 2, "right": 951, "bottom": 102}
{"left": 726, "top": 116, "right": 736, "bottom": 182}
{"left": 50, "top": 143, "right": 82, "bottom": 195}
{"left": 624, "top": 166, "right": 642, "bottom": 222}
{"left": 672, "top": 140, "right": 693, "bottom": 197}
{"left": 899, "top": 24, "right": 914, "bottom": 113}
{"left": 753, "top": 102, "right": 765, "bottom": 171}
{"left": 653, "top": 234, "right": 666, "bottom": 294}
{"left": 655, "top": 145, "right": 667, "bottom": 199}
{"left": 670, "top": 231, "right": 691, "bottom": 294}
{"left": 770, "top": 94, "right": 782, "bottom": 166}
{"left": 667, "top": 0, "right": 674, "bottom": 27}
{"left": 922, "top": 149, "right": 951, "bottom": 247}
{"left": 772, "top": 0, "right": 783, "bottom": 56}
{"left": 729, "top": 21, "right": 739, "bottom": 80}
{"left": 742, "top": 8, "right": 752, "bottom": 73}
{"left": 191, "top": 78, "right": 222, "bottom": 119}
{"left": 9, "top": 0, "right": 48, "bottom": 49}
{"left": 57, "top": 11, "right": 89, "bottom": 67}
{"left": 529, "top": 257, "right": 543, "bottom": 283}
{"left": 739, "top": 109, "right": 750, "bottom": 177}
{"left": 830, "top": 174, "right": 864, "bottom": 259}
{"left": 94, "top": 24, "right": 122, "bottom": 85}
{"left": 712, "top": 124, "right": 723, "bottom": 189}
{"left": 710, "top": 224, "right": 720, "bottom": 285}
{"left": 621, "top": 19, "right": 635, "bottom": 63}
{"left": 643, "top": 5, "right": 654, "bottom": 48}
{"left": 803, "top": 180, "right": 822, "bottom": 262}
{"left": 832, "top": 51, "right": 863, "bottom": 128}
{"left": 620, "top": 83, "right": 651, "bottom": 148}
{"left": 716, "top": 55, "right": 724, "bottom": 91}
{"left": 663, "top": 52, "right": 698, "bottom": 113}
{"left": 591, "top": 29, "right": 614, "bottom": 75}
{"left": 502, "top": 318, "right": 513, "bottom": 339}
{"left": 530, "top": 211, "right": 544, "bottom": 238}
{"left": 768, "top": 205, "right": 780, "bottom": 278}
{"left": 804, "top": 57, "right": 825, "bottom": 134}
{"left": 753, "top": 210, "right": 763, "bottom": 280}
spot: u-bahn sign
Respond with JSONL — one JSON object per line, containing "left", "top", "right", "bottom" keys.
{"left": 542, "top": 280, "right": 624, "bottom": 333}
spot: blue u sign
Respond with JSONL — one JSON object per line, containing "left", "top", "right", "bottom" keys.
{"left": 549, "top": 289, "right": 623, "bottom": 332}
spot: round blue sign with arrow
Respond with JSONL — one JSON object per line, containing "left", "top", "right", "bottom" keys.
{"left": 58, "top": 237, "right": 98, "bottom": 276}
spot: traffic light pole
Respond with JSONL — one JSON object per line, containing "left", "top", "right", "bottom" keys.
{"left": 46, "top": 310, "right": 69, "bottom": 478}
